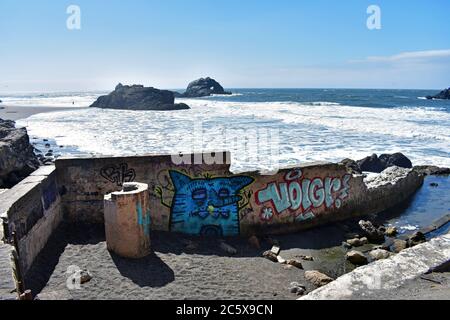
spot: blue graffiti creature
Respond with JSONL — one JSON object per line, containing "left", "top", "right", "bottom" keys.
{"left": 169, "top": 171, "right": 254, "bottom": 236}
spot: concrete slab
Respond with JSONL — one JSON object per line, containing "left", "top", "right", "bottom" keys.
{"left": 30, "top": 165, "right": 56, "bottom": 177}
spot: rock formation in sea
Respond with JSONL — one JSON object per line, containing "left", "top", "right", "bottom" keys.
{"left": 0, "top": 119, "right": 39, "bottom": 188}
{"left": 182, "top": 77, "right": 232, "bottom": 97}
{"left": 90, "top": 83, "right": 190, "bottom": 111}
{"left": 426, "top": 88, "right": 450, "bottom": 100}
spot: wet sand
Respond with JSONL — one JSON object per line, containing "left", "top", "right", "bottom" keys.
{"left": 0, "top": 105, "right": 83, "bottom": 121}
{"left": 26, "top": 222, "right": 365, "bottom": 300}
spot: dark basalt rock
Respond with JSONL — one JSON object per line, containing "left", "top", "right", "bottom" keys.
{"left": 357, "top": 153, "right": 413, "bottom": 173}
{"left": 340, "top": 158, "right": 362, "bottom": 174}
{"left": 0, "top": 119, "right": 39, "bottom": 188}
{"left": 90, "top": 83, "right": 190, "bottom": 111}
{"left": 357, "top": 154, "right": 386, "bottom": 173}
{"left": 358, "top": 220, "right": 385, "bottom": 244}
{"left": 426, "top": 88, "right": 450, "bottom": 100}
{"left": 379, "top": 153, "right": 413, "bottom": 169}
{"left": 182, "top": 77, "right": 232, "bottom": 97}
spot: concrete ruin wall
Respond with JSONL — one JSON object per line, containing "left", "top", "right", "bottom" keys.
{"left": 0, "top": 166, "right": 62, "bottom": 274}
{"left": 55, "top": 152, "right": 424, "bottom": 237}
{"left": 0, "top": 152, "right": 424, "bottom": 285}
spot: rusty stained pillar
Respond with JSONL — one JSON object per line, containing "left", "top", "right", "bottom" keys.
{"left": 104, "top": 182, "right": 151, "bottom": 259}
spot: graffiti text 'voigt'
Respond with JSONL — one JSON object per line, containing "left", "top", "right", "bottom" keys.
{"left": 255, "top": 169, "right": 351, "bottom": 221}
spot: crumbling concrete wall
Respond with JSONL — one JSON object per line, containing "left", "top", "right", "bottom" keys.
{"left": 0, "top": 166, "right": 62, "bottom": 274}
{"left": 55, "top": 152, "right": 424, "bottom": 237}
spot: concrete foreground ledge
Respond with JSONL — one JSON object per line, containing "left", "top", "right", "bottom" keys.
{"left": 300, "top": 233, "right": 450, "bottom": 300}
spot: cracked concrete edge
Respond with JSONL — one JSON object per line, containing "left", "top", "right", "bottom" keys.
{"left": 300, "top": 233, "right": 450, "bottom": 300}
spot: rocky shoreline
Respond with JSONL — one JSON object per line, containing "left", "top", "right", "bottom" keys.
{"left": 0, "top": 119, "right": 39, "bottom": 188}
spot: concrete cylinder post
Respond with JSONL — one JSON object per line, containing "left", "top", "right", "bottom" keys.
{"left": 104, "top": 182, "right": 151, "bottom": 259}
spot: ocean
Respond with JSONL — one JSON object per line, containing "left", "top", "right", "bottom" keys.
{"left": 7, "top": 88, "right": 450, "bottom": 173}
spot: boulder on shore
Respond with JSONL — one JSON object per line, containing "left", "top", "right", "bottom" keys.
{"left": 90, "top": 83, "right": 190, "bottom": 111}
{"left": 426, "top": 88, "right": 450, "bottom": 100}
{"left": 182, "top": 77, "right": 232, "bottom": 97}
{"left": 358, "top": 220, "right": 385, "bottom": 243}
{"left": 0, "top": 119, "right": 39, "bottom": 188}
{"left": 304, "top": 271, "right": 334, "bottom": 287}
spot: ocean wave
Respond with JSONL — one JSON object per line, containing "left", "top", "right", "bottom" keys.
{"left": 17, "top": 98, "right": 450, "bottom": 172}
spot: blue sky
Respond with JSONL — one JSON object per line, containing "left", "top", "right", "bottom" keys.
{"left": 1, "top": 0, "right": 449, "bottom": 92}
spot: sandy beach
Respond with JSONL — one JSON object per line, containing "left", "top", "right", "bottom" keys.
{"left": 26, "top": 222, "right": 366, "bottom": 300}
{"left": 0, "top": 105, "right": 83, "bottom": 121}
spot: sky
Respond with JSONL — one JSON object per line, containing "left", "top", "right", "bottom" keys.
{"left": 1, "top": 0, "right": 450, "bottom": 92}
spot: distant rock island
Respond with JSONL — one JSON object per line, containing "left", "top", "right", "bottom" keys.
{"left": 90, "top": 84, "right": 190, "bottom": 111}
{"left": 175, "top": 77, "right": 232, "bottom": 98}
{"left": 426, "top": 87, "right": 450, "bottom": 100}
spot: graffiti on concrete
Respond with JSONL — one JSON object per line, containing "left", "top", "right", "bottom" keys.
{"left": 100, "top": 163, "right": 136, "bottom": 187}
{"left": 166, "top": 170, "right": 254, "bottom": 236}
{"left": 256, "top": 169, "right": 351, "bottom": 221}
{"left": 42, "top": 181, "right": 58, "bottom": 211}
{"left": 136, "top": 202, "right": 151, "bottom": 236}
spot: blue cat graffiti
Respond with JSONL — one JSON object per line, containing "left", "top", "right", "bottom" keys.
{"left": 168, "top": 171, "right": 254, "bottom": 236}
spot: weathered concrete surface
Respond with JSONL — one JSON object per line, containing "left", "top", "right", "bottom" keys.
{"left": 56, "top": 153, "right": 424, "bottom": 237}
{"left": 300, "top": 233, "right": 450, "bottom": 300}
{"left": 0, "top": 226, "right": 16, "bottom": 300}
{"left": 0, "top": 246, "right": 16, "bottom": 300}
{"left": 104, "top": 183, "right": 151, "bottom": 258}
{"left": 0, "top": 219, "right": 17, "bottom": 300}
{"left": 0, "top": 166, "right": 62, "bottom": 274}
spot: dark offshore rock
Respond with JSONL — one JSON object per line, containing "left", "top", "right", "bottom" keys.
{"left": 90, "top": 83, "right": 190, "bottom": 111}
{"left": 413, "top": 165, "right": 450, "bottom": 176}
{"left": 183, "top": 77, "right": 232, "bottom": 97}
{"left": 357, "top": 154, "right": 386, "bottom": 173}
{"left": 0, "top": 119, "right": 39, "bottom": 188}
{"left": 379, "top": 153, "right": 413, "bottom": 169}
{"left": 426, "top": 88, "right": 450, "bottom": 100}
{"left": 357, "top": 153, "right": 412, "bottom": 173}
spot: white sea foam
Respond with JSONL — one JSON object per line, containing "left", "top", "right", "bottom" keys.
{"left": 17, "top": 98, "right": 450, "bottom": 173}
